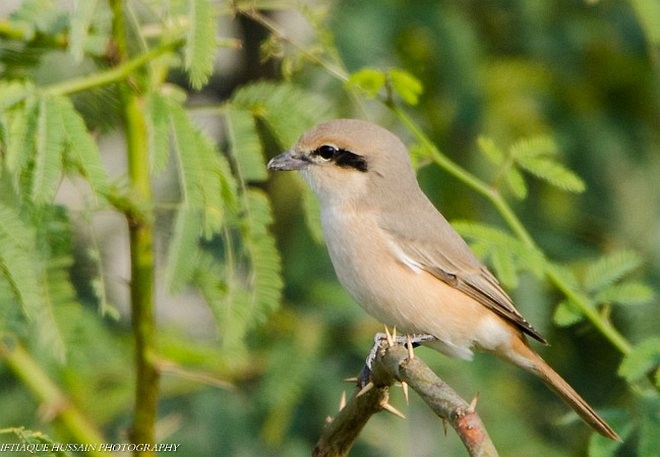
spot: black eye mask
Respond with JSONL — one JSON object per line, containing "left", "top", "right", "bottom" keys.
{"left": 312, "top": 145, "right": 368, "bottom": 172}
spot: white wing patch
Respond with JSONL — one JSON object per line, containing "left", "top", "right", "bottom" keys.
{"left": 387, "top": 238, "right": 423, "bottom": 273}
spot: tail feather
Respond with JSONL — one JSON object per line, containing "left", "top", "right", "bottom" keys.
{"left": 508, "top": 339, "right": 621, "bottom": 441}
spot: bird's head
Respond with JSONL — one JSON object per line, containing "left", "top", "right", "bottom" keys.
{"left": 267, "top": 119, "right": 416, "bottom": 207}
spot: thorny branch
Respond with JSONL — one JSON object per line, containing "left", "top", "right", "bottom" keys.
{"left": 313, "top": 342, "right": 498, "bottom": 457}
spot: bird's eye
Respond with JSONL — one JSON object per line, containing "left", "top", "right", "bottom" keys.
{"left": 316, "top": 145, "right": 337, "bottom": 161}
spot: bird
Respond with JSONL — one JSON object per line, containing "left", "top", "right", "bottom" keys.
{"left": 267, "top": 118, "right": 620, "bottom": 440}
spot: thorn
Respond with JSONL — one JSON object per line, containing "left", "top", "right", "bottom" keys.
{"left": 401, "top": 381, "right": 409, "bottom": 405}
{"left": 356, "top": 381, "right": 374, "bottom": 398}
{"left": 391, "top": 326, "right": 397, "bottom": 342}
{"left": 343, "top": 377, "right": 358, "bottom": 383}
{"left": 381, "top": 401, "right": 406, "bottom": 419}
{"left": 406, "top": 334, "right": 415, "bottom": 359}
{"left": 339, "top": 391, "right": 346, "bottom": 411}
{"left": 325, "top": 416, "right": 333, "bottom": 424}
{"left": 468, "top": 393, "right": 479, "bottom": 413}
{"left": 384, "top": 325, "right": 394, "bottom": 346}
{"left": 441, "top": 418, "right": 448, "bottom": 436}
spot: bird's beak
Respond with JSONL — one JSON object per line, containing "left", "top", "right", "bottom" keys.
{"left": 267, "top": 151, "right": 309, "bottom": 171}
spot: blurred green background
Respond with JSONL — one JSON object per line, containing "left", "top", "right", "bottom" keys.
{"left": 0, "top": 0, "right": 658, "bottom": 456}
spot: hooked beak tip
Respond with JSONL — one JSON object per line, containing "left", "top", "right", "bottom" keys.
{"left": 267, "top": 151, "right": 308, "bottom": 171}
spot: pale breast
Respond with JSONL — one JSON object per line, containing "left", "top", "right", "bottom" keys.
{"left": 319, "top": 205, "right": 517, "bottom": 361}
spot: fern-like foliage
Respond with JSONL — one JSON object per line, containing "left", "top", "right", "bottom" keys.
{"left": 453, "top": 220, "right": 545, "bottom": 289}
{"left": 68, "top": 0, "right": 101, "bottom": 62}
{"left": 231, "top": 81, "right": 332, "bottom": 147}
{"left": 224, "top": 107, "right": 268, "bottom": 182}
{"left": 164, "top": 208, "right": 203, "bottom": 294}
{"left": 155, "top": 81, "right": 336, "bottom": 353}
{"left": 146, "top": 91, "right": 171, "bottom": 174}
{"left": 241, "top": 189, "right": 283, "bottom": 321}
{"left": 550, "top": 250, "right": 655, "bottom": 328}
{"left": 0, "top": 203, "right": 42, "bottom": 320}
{"left": 1, "top": 89, "right": 111, "bottom": 205}
{"left": 0, "top": 194, "right": 80, "bottom": 361}
{"left": 32, "top": 96, "right": 65, "bottom": 203}
{"left": 185, "top": 0, "right": 217, "bottom": 89}
{"left": 192, "top": 191, "right": 283, "bottom": 355}
{"left": 478, "top": 134, "right": 585, "bottom": 198}
{"left": 57, "top": 95, "right": 110, "bottom": 197}
{"left": 584, "top": 250, "right": 643, "bottom": 292}
{"left": 168, "top": 96, "right": 236, "bottom": 236}
{"left": 230, "top": 80, "right": 336, "bottom": 244}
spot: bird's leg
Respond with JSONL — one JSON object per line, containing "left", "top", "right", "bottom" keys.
{"left": 357, "top": 330, "right": 437, "bottom": 387}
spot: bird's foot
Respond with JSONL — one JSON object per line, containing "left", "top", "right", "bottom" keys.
{"left": 357, "top": 327, "right": 436, "bottom": 387}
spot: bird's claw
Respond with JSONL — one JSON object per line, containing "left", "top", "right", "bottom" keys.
{"left": 357, "top": 330, "right": 437, "bottom": 387}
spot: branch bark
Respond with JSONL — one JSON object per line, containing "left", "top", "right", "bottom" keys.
{"left": 313, "top": 343, "right": 499, "bottom": 457}
{"left": 109, "top": 1, "right": 159, "bottom": 455}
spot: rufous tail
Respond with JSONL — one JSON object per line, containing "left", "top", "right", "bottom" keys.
{"left": 508, "top": 338, "right": 621, "bottom": 441}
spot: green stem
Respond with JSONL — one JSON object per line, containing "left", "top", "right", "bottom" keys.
{"left": 392, "top": 105, "right": 535, "bottom": 247}
{"left": 44, "top": 38, "right": 183, "bottom": 97}
{"left": 0, "top": 340, "right": 107, "bottom": 457}
{"left": 390, "top": 104, "right": 631, "bottom": 355}
{"left": 109, "top": 1, "right": 158, "bottom": 455}
{"left": 546, "top": 269, "right": 632, "bottom": 354}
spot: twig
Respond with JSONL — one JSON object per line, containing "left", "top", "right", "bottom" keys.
{"left": 313, "top": 343, "right": 498, "bottom": 457}
{"left": 0, "top": 339, "right": 107, "bottom": 457}
{"left": 380, "top": 345, "right": 498, "bottom": 457}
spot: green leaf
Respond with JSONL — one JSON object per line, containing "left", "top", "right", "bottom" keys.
{"left": 37, "top": 253, "right": 72, "bottom": 362}
{"left": 346, "top": 68, "right": 386, "bottom": 98}
{"left": 10, "top": 0, "right": 61, "bottom": 37}
{"left": 491, "top": 249, "right": 518, "bottom": 288}
{"left": 477, "top": 136, "right": 504, "bottom": 165}
{"left": 618, "top": 337, "right": 660, "bottom": 385}
{"left": 388, "top": 68, "right": 423, "bottom": 105}
{"left": 552, "top": 300, "right": 584, "bottom": 327}
{"left": 193, "top": 252, "right": 251, "bottom": 356}
{"left": 185, "top": 0, "right": 217, "bottom": 89}
{"left": 225, "top": 107, "right": 267, "bottom": 182}
{"left": 193, "top": 192, "right": 282, "bottom": 353}
{"left": 547, "top": 262, "right": 581, "bottom": 290}
{"left": 516, "top": 155, "right": 585, "bottom": 192}
{"left": 509, "top": 135, "right": 558, "bottom": 159}
{"left": 584, "top": 250, "right": 643, "bottom": 292}
{"left": 408, "top": 143, "right": 433, "bottom": 169}
{"left": 56, "top": 95, "right": 110, "bottom": 197}
{"left": 32, "top": 96, "right": 64, "bottom": 203}
{"left": 232, "top": 81, "right": 334, "bottom": 147}
{"left": 68, "top": 0, "right": 99, "bottom": 62}
{"left": 6, "top": 96, "right": 38, "bottom": 179}
{"left": 594, "top": 281, "right": 654, "bottom": 306}
{"left": 165, "top": 209, "right": 203, "bottom": 294}
{"left": 453, "top": 220, "right": 546, "bottom": 279}
{"left": 504, "top": 167, "right": 527, "bottom": 199}
{"left": 0, "top": 80, "right": 30, "bottom": 110}
{"left": 146, "top": 91, "right": 171, "bottom": 175}
{"left": 242, "top": 189, "right": 283, "bottom": 319}
{"left": 168, "top": 98, "right": 235, "bottom": 236}
{"left": 0, "top": 204, "right": 41, "bottom": 319}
